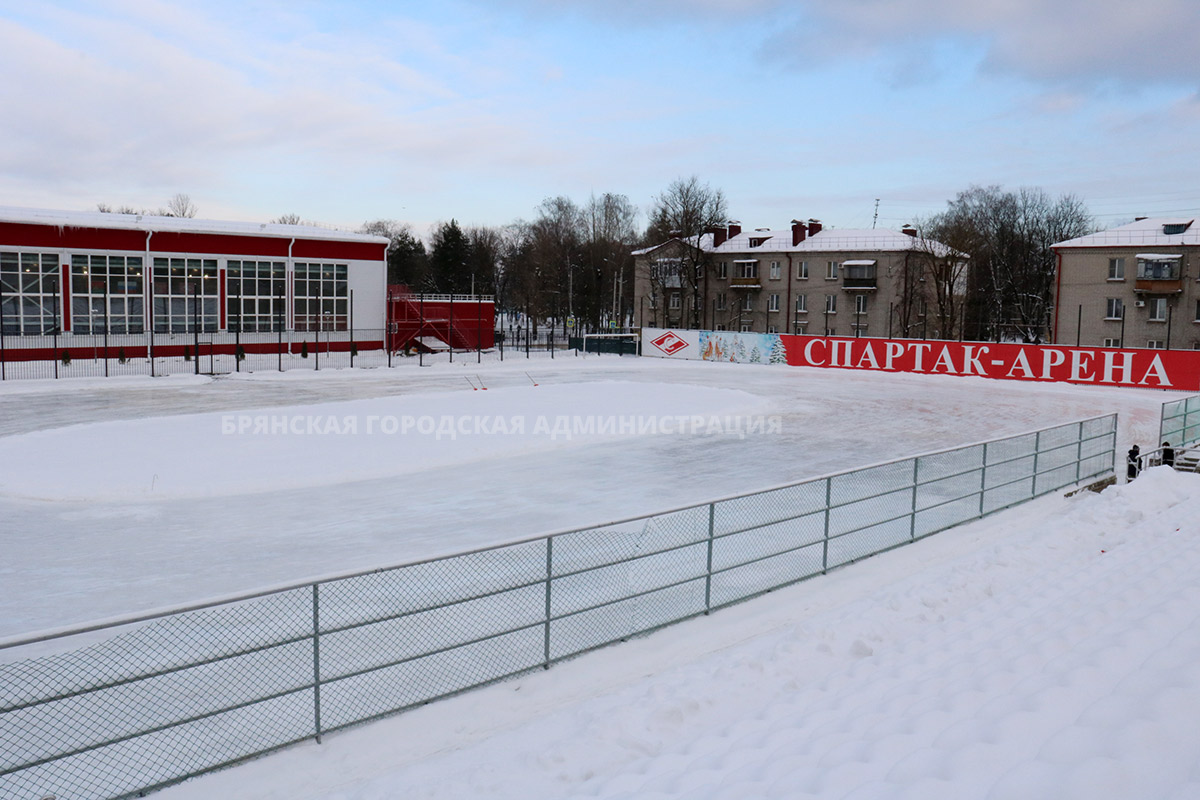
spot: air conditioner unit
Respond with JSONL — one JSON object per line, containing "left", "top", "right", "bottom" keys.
{"left": 1135, "top": 300, "right": 1146, "bottom": 307}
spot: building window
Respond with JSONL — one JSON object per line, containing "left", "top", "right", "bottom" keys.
{"left": 767, "top": 324, "right": 777, "bottom": 333}
{"left": 1105, "top": 298, "right": 1123, "bottom": 320}
{"left": 715, "top": 324, "right": 726, "bottom": 331}
{"left": 717, "top": 261, "right": 728, "bottom": 279}
{"left": 794, "top": 322, "right": 807, "bottom": 335}
{"left": 227, "top": 261, "right": 285, "bottom": 332}
{"left": 1108, "top": 257, "right": 1125, "bottom": 281}
{"left": 294, "top": 263, "right": 349, "bottom": 332}
{"left": 769, "top": 261, "right": 781, "bottom": 280}
{"left": 854, "top": 295, "right": 868, "bottom": 314}
{"left": 736, "top": 261, "right": 758, "bottom": 279}
{"left": 1195, "top": 299, "right": 1200, "bottom": 322}
{"left": 741, "top": 295, "right": 754, "bottom": 312}
{"left": 768, "top": 293, "right": 780, "bottom": 312}
{"left": 1147, "top": 340, "right": 1165, "bottom": 349}
{"left": 716, "top": 293, "right": 727, "bottom": 311}
{"left": 1138, "top": 257, "right": 1180, "bottom": 280}
{"left": 1, "top": 251, "right": 60, "bottom": 334}
{"left": 151, "top": 257, "right": 216, "bottom": 333}
{"left": 1103, "top": 338, "right": 1120, "bottom": 347}
{"left": 795, "top": 294, "right": 807, "bottom": 313}
{"left": 740, "top": 323, "right": 752, "bottom": 332}
{"left": 669, "top": 293, "right": 681, "bottom": 310}
{"left": 1149, "top": 297, "right": 1167, "bottom": 322}
{"left": 72, "top": 255, "right": 146, "bottom": 334}
{"left": 825, "top": 326, "right": 836, "bottom": 336}
{"left": 797, "top": 261, "right": 809, "bottom": 280}
{"left": 825, "top": 294, "right": 837, "bottom": 313}
{"left": 826, "top": 261, "right": 839, "bottom": 280}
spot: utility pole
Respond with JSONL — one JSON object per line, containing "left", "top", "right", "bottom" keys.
{"left": 872, "top": 199, "right": 880, "bottom": 229}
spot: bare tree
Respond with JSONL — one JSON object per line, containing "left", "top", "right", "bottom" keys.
{"left": 165, "top": 193, "right": 198, "bottom": 218}
{"left": 644, "top": 176, "right": 727, "bottom": 328}
{"left": 927, "top": 186, "right": 1093, "bottom": 343}
{"left": 273, "top": 213, "right": 303, "bottom": 225}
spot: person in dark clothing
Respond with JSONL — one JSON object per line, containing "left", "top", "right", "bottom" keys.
{"left": 1127, "top": 444, "right": 1142, "bottom": 480}
{"left": 1162, "top": 441, "right": 1175, "bottom": 468}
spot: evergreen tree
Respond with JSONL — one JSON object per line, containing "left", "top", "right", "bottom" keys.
{"left": 429, "top": 219, "right": 473, "bottom": 293}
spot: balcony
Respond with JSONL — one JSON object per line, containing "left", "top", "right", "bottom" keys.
{"left": 842, "top": 277, "right": 877, "bottom": 291}
{"left": 1135, "top": 256, "right": 1182, "bottom": 293}
{"left": 1134, "top": 278, "right": 1182, "bottom": 294}
{"left": 730, "top": 276, "right": 761, "bottom": 289}
{"left": 841, "top": 260, "right": 877, "bottom": 291}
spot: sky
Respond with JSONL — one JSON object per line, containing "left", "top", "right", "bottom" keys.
{"left": 1, "top": 0, "right": 1198, "bottom": 237}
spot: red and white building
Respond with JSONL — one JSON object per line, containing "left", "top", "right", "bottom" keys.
{"left": 0, "top": 207, "right": 389, "bottom": 349}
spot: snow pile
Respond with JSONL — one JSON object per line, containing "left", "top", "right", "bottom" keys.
{"left": 0, "top": 381, "right": 768, "bottom": 501}
{"left": 160, "top": 467, "right": 1200, "bottom": 800}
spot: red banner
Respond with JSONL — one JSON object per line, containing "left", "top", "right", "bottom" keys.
{"left": 781, "top": 336, "right": 1200, "bottom": 390}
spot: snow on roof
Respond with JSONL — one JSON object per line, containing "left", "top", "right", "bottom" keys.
{"left": 1054, "top": 218, "right": 1199, "bottom": 249}
{"left": 0, "top": 206, "right": 389, "bottom": 244}
{"left": 1135, "top": 253, "right": 1183, "bottom": 260}
{"left": 712, "top": 227, "right": 954, "bottom": 256}
{"left": 841, "top": 259, "right": 878, "bottom": 266}
{"left": 634, "top": 226, "right": 958, "bottom": 258}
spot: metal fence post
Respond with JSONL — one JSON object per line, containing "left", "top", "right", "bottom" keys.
{"left": 909, "top": 457, "right": 920, "bottom": 541}
{"left": 979, "top": 442, "right": 988, "bottom": 517}
{"left": 1076, "top": 421, "right": 1084, "bottom": 483}
{"left": 704, "top": 503, "right": 715, "bottom": 615}
{"left": 312, "top": 583, "right": 323, "bottom": 744}
{"left": 822, "top": 477, "right": 832, "bottom": 572}
{"left": 543, "top": 537, "right": 553, "bottom": 670}
{"left": 1032, "top": 431, "right": 1042, "bottom": 496}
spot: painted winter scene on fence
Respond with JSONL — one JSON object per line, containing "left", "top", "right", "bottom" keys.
{"left": 2, "top": 353, "right": 1199, "bottom": 799}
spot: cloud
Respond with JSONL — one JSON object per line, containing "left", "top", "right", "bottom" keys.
{"left": 759, "top": 0, "right": 1200, "bottom": 90}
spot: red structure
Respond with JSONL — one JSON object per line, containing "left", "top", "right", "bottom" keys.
{"left": 386, "top": 285, "right": 495, "bottom": 352}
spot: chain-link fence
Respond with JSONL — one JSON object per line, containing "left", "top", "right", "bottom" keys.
{"left": 0, "top": 414, "right": 1117, "bottom": 799}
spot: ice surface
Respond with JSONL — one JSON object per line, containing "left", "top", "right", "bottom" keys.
{"left": 0, "top": 355, "right": 1171, "bottom": 639}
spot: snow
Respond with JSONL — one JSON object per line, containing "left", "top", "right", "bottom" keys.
{"left": 153, "top": 466, "right": 1200, "bottom": 800}
{"left": 2, "top": 353, "right": 1197, "bottom": 798}
{"left": 0, "top": 204, "right": 385, "bottom": 243}
{"left": 0, "top": 355, "right": 1171, "bottom": 639}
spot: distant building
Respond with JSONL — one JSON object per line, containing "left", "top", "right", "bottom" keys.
{"left": 1052, "top": 218, "right": 1199, "bottom": 349}
{"left": 0, "top": 206, "right": 388, "bottom": 337}
{"left": 633, "top": 219, "right": 963, "bottom": 338}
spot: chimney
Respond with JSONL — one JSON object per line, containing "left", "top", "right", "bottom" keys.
{"left": 901, "top": 224, "right": 917, "bottom": 238}
{"left": 705, "top": 224, "right": 728, "bottom": 248}
{"left": 806, "top": 218, "right": 822, "bottom": 236}
{"left": 791, "top": 219, "right": 807, "bottom": 246}
{"left": 727, "top": 220, "right": 742, "bottom": 239}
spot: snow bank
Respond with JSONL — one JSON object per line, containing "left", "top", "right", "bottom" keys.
{"left": 0, "top": 381, "right": 769, "bottom": 501}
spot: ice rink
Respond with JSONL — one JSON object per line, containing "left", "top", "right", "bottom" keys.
{"left": 0, "top": 353, "right": 1173, "bottom": 638}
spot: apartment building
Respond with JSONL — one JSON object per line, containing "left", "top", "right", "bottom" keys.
{"left": 1053, "top": 218, "right": 1199, "bottom": 349}
{"left": 634, "top": 219, "right": 961, "bottom": 337}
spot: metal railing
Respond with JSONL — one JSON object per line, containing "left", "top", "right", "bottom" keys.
{"left": 1160, "top": 394, "right": 1200, "bottom": 450}
{"left": 0, "top": 414, "right": 1117, "bottom": 799}
{"left": 0, "top": 328, "right": 392, "bottom": 380}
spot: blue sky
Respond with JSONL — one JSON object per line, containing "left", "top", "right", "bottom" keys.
{"left": 1, "top": 0, "right": 1198, "bottom": 236}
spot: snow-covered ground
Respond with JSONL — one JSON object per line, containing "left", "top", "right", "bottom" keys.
{"left": 0, "top": 354, "right": 1172, "bottom": 639}
{"left": 155, "top": 466, "right": 1200, "bottom": 800}
{"left": 3, "top": 354, "right": 1196, "bottom": 798}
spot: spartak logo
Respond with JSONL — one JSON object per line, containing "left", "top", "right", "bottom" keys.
{"left": 651, "top": 331, "right": 688, "bottom": 355}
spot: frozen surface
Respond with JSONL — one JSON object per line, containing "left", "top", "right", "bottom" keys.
{"left": 155, "top": 467, "right": 1200, "bottom": 800}
{"left": 0, "top": 354, "right": 1172, "bottom": 637}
